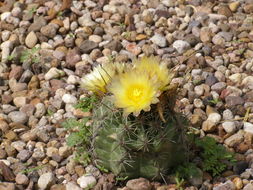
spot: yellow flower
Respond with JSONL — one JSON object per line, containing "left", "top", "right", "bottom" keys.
{"left": 113, "top": 62, "right": 130, "bottom": 74}
{"left": 81, "top": 64, "right": 115, "bottom": 94}
{"left": 81, "top": 62, "right": 129, "bottom": 94}
{"left": 134, "top": 56, "right": 172, "bottom": 90}
{"left": 108, "top": 70, "right": 160, "bottom": 116}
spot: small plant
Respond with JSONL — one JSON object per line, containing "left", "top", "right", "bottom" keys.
{"left": 96, "top": 164, "right": 109, "bottom": 173}
{"left": 47, "top": 109, "right": 54, "bottom": 116}
{"left": 62, "top": 117, "right": 90, "bottom": 147}
{"left": 57, "top": 11, "right": 63, "bottom": 18}
{"left": 21, "top": 165, "right": 46, "bottom": 174}
{"left": 68, "top": 33, "right": 75, "bottom": 38}
{"left": 175, "top": 173, "right": 185, "bottom": 190}
{"left": 62, "top": 96, "right": 97, "bottom": 165}
{"left": 74, "top": 96, "right": 97, "bottom": 112}
{"left": 74, "top": 147, "right": 91, "bottom": 165}
{"left": 208, "top": 98, "right": 221, "bottom": 105}
{"left": 28, "top": 7, "right": 37, "bottom": 15}
{"left": 122, "top": 31, "right": 132, "bottom": 39}
{"left": 116, "top": 22, "right": 126, "bottom": 29}
{"left": 195, "top": 136, "right": 236, "bottom": 176}
{"left": 176, "top": 163, "right": 200, "bottom": 180}
{"left": 20, "top": 47, "right": 40, "bottom": 64}
{"left": 7, "top": 54, "right": 15, "bottom": 62}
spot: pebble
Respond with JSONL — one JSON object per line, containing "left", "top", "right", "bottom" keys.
{"left": 173, "top": 40, "right": 191, "bottom": 54}
{"left": 89, "top": 35, "right": 102, "bottom": 43}
{"left": 0, "top": 183, "right": 15, "bottom": 190}
{"left": 150, "top": 33, "right": 167, "bottom": 47}
{"left": 38, "top": 172, "right": 55, "bottom": 190}
{"left": 229, "top": 73, "right": 242, "bottom": 83}
{"left": 206, "top": 75, "right": 218, "bottom": 86}
{"left": 229, "top": 2, "right": 240, "bottom": 12}
{"left": 77, "top": 175, "right": 97, "bottom": 189}
{"left": 202, "top": 120, "right": 216, "bottom": 132}
{"left": 11, "top": 141, "right": 26, "bottom": 152}
{"left": 244, "top": 4, "right": 253, "bottom": 14}
{"left": 17, "top": 150, "right": 32, "bottom": 162}
{"left": 200, "top": 27, "right": 212, "bottom": 43}
{"left": 223, "top": 109, "right": 234, "bottom": 120}
{"left": 66, "top": 182, "right": 82, "bottom": 190}
{"left": 225, "top": 96, "right": 245, "bottom": 107}
{"left": 15, "top": 173, "right": 29, "bottom": 185}
{"left": 78, "top": 13, "right": 95, "bottom": 27}
{"left": 213, "top": 180, "right": 235, "bottom": 190}
{"left": 28, "top": 16, "right": 47, "bottom": 32}
{"left": 79, "top": 40, "right": 98, "bottom": 53}
{"left": 44, "top": 68, "right": 65, "bottom": 81}
{"left": 244, "top": 122, "right": 253, "bottom": 134}
{"left": 242, "top": 76, "right": 253, "bottom": 89}
{"left": 62, "top": 94, "right": 77, "bottom": 104}
{"left": 207, "top": 113, "right": 221, "bottom": 124}
{"left": 233, "top": 177, "right": 243, "bottom": 190}
{"left": 212, "top": 34, "right": 225, "bottom": 46}
{"left": 35, "top": 103, "right": 46, "bottom": 118}
{"left": 194, "top": 99, "right": 204, "bottom": 108}
{"left": 59, "top": 146, "right": 71, "bottom": 158}
{"left": 243, "top": 183, "right": 253, "bottom": 190}
{"left": 211, "top": 82, "right": 226, "bottom": 93}
{"left": 104, "top": 40, "right": 122, "bottom": 51}
{"left": 13, "top": 97, "right": 27, "bottom": 108}
{"left": 32, "top": 149, "right": 46, "bottom": 160}
{"left": 8, "top": 111, "right": 28, "bottom": 124}
{"left": 224, "top": 130, "right": 244, "bottom": 147}
{"left": 66, "top": 49, "right": 81, "bottom": 68}
{"left": 1, "top": 31, "right": 11, "bottom": 41}
{"left": 240, "top": 169, "right": 252, "bottom": 179}
{"left": 40, "top": 24, "right": 57, "bottom": 38}
{"left": 222, "top": 121, "right": 236, "bottom": 134}
{"left": 0, "top": 41, "right": 13, "bottom": 63}
{"left": 25, "top": 31, "right": 37, "bottom": 48}
{"left": 194, "top": 85, "right": 204, "bottom": 96}
{"left": 126, "top": 178, "right": 152, "bottom": 190}
{"left": 67, "top": 75, "right": 80, "bottom": 85}
{"left": 1, "top": 12, "right": 11, "bottom": 21}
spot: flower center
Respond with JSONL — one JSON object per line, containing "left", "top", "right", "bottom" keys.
{"left": 128, "top": 86, "right": 143, "bottom": 102}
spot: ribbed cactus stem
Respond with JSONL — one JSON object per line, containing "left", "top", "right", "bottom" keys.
{"left": 91, "top": 96, "right": 187, "bottom": 180}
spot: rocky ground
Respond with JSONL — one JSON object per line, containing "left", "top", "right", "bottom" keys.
{"left": 1, "top": 0, "right": 253, "bottom": 189}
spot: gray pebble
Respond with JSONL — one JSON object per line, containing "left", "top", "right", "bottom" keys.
{"left": 8, "top": 111, "right": 28, "bottom": 124}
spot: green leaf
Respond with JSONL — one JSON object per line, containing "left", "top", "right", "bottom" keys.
{"left": 66, "top": 132, "right": 84, "bottom": 147}
{"left": 74, "top": 96, "right": 98, "bottom": 112}
{"left": 62, "top": 118, "right": 88, "bottom": 130}
{"left": 195, "top": 136, "right": 236, "bottom": 176}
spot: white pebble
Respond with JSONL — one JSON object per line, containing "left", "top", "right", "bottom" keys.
{"left": 77, "top": 175, "right": 96, "bottom": 189}
{"left": 62, "top": 94, "right": 77, "bottom": 104}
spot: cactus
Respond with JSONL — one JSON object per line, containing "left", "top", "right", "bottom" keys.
{"left": 80, "top": 57, "right": 188, "bottom": 180}
{"left": 91, "top": 91, "right": 187, "bottom": 180}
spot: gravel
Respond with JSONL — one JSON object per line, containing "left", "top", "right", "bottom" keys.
{"left": 1, "top": 0, "right": 253, "bottom": 189}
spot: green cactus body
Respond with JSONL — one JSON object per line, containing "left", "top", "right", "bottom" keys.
{"left": 92, "top": 96, "right": 187, "bottom": 180}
